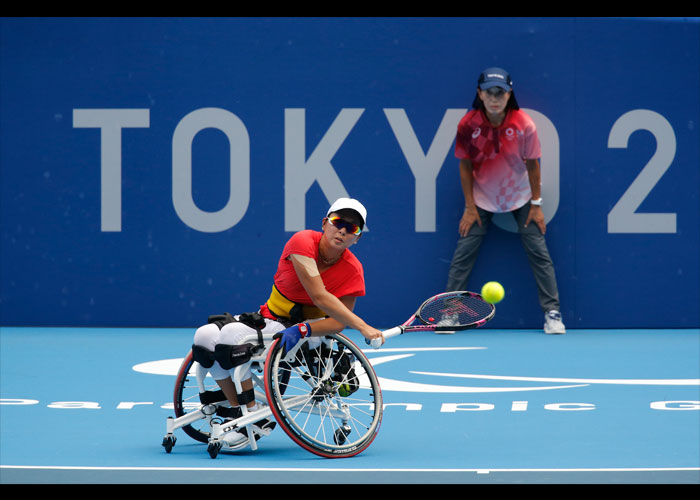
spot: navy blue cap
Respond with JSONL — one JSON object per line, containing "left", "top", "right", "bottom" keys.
{"left": 478, "top": 67, "right": 513, "bottom": 91}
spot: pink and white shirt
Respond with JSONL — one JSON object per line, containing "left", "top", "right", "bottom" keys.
{"left": 454, "top": 109, "right": 541, "bottom": 213}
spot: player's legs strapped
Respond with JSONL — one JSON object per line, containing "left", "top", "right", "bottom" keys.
{"left": 193, "top": 317, "right": 286, "bottom": 381}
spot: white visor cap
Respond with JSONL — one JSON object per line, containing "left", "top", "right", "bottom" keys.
{"left": 326, "top": 198, "right": 367, "bottom": 226}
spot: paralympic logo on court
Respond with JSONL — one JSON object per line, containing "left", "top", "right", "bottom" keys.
{"left": 130, "top": 346, "right": 700, "bottom": 409}
{"left": 3, "top": 346, "right": 698, "bottom": 411}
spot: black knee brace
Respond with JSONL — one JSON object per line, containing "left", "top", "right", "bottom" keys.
{"left": 191, "top": 344, "right": 216, "bottom": 368}
{"left": 214, "top": 343, "right": 254, "bottom": 370}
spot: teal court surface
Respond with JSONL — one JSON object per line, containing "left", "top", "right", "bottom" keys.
{"left": 1, "top": 326, "right": 698, "bottom": 484}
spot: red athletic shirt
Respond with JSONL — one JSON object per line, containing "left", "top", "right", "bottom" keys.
{"left": 454, "top": 109, "right": 541, "bottom": 213}
{"left": 274, "top": 230, "right": 365, "bottom": 305}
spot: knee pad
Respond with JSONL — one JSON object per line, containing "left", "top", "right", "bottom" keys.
{"left": 191, "top": 344, "right": 216, "bottom": 369}
{"left": 193, "top": 323, "right": 220, "bottom": 351}
{"left": 214, "top": 343, "right": 254, "bottom": 370}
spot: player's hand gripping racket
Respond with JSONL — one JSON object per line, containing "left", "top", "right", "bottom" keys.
{"left": 367, "top": 291, "right": 495, "bottom": 349}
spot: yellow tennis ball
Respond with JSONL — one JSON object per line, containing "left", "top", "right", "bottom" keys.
{"left": 481, "top": 281, "right": 505, "bottom": 304}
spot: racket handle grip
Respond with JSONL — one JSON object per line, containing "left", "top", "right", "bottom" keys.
{"left": 367, "top": 326, "right": 403, "bottom": 349}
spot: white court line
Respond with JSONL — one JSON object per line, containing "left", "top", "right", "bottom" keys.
{"left": 364, "top": 347, "right": 486, "bottom": 352}
{"left": 2, "top": 465, "right": 699, "bottom": 473}
{"left": 411, "top": 371, "right": 700, "bottom": 385}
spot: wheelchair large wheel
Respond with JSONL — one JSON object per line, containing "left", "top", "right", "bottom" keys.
{"left": 173, "top": 350, "right": 213, "bottom": 443}
{"left": 264, "top": 333, "right": 382, "bottom": 458}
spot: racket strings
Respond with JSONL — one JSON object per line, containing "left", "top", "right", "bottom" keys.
{"left": 418, "top": 294, "right": 493, "bottom": 326}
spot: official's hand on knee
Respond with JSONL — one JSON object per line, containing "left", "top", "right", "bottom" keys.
{"left": 525, "top": 205, "right": 546, "bottom": 235}
{"left": 459, "top": 206, "right": 481, "bottom": 237}
{"left": 273, "top": 322, "right": 311, "bottom": 355}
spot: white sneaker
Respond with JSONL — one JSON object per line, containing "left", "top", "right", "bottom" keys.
{"left": 436, "top": 313, "right": 458, "bottom": 334}
{"left": 222, "top": 430, "right": 248, "bottom": 448}
{"left": 437, "top": 313, "right": 458, "bottom": 326}
{"left": 219, "top": 421, "right": 248, "bottom": 448}
{"left": 544, "top": 310, "right": 566, "bottom": 335}
{"left": 250, "top": 417, "right": 276, "bottom": 439}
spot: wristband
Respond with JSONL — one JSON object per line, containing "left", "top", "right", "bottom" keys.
{"left": 530, "top": 198, "right": 543, "bottom": 206}
{"left": 298, "top": 322, "right": 311, "bottom": 338}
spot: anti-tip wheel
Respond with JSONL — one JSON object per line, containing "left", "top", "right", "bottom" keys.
{"left": 162, "top": 435, "right": 176, "bottom": 453}
{"left": 333, "top": 425, "right": 352, "bottom": 445}
{"left": 207, "top": 441, "right": 222, "bottom": 459}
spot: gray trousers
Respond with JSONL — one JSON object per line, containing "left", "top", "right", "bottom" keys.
{"left": 445, "top": 203, "right": 561, "bottom": 313}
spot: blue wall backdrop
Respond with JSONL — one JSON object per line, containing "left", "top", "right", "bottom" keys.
{"left": 1, "top": 17, "right": 698, "bottom": 329}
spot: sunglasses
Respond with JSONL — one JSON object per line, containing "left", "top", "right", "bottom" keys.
{"left": 327, "top": 216, "right": 362, "bottom": 235}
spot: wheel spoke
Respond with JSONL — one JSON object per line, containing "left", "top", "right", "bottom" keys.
{"left": 265, "top": 334, "right": 383, "bottom": 457}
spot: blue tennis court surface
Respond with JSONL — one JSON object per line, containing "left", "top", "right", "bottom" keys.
{"left": 1, "top": 326, "right": 698, "bottom": 484}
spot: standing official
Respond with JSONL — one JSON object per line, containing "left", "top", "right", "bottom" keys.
{"left": 445, "top": 67, "right": 566, "bottom": 335}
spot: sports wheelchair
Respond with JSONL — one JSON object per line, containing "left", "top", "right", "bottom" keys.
{"left": 162, "top": 331, "right": 383, "bottom": 458}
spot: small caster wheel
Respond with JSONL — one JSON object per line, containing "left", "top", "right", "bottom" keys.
{"left": 333, "top": 425, "right": 352, "bottom": 445}
{"left": 207, "top": 441, "right": 222, "bottom": 459}
{"left": 162, "top": 435, "right": 176, "bottom": 453}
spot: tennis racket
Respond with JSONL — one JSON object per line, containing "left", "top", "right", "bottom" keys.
{"left": 367, "top": 291, "right": 495, "bottom": 349}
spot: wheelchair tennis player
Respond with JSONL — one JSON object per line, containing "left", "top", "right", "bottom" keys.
{"left": 191, "top": 198, "right": 384, "bottom": 447}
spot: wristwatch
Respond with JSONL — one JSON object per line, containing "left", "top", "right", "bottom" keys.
{"left": 531, "top": 198, "right": 543, "bottom": 206}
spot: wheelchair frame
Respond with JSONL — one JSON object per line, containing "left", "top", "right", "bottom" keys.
{"left": 162, "top": 333, "right": 383, "bottom": 458}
